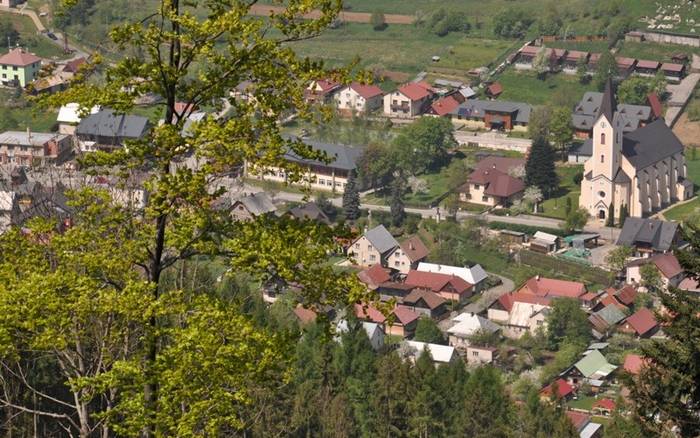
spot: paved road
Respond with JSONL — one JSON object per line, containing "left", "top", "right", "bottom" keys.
{"left": 665, "top": 73, "right": 700, "bottom": 127}
{"left": 249, "top": 4, "right": 414, "bottom": 24}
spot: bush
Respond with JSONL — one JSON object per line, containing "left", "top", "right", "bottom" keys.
{"left": 370, "top": 11, "right": 387, "bottom": 31}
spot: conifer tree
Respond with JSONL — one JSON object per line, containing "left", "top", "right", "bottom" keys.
{"left": 343, "top": 170, "right": 361, "bottom": 221}
{"left": 390, "top": 177, "right": 406, "bottom": 227}
{"left": 525, "top": 135, "right": 559, "bottom": 198}
{"left": 606, "top": 204, "right": 615, "bottom": 227}
{"left": 618, "top": 204, "right": 629, "bottom": 228}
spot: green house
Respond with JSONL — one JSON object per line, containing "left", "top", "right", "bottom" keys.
{"left": 0, "top": 48, "right": 42, "bottom": 88}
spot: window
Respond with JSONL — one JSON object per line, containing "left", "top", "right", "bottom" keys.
{"left": 598, "top": 191, "right": 606, "bottom": 198}
{"left": 394, "top": 261, "right": 400, "bottom": 267}
{"left": 537, "top": 320, "right": 543, "bottom": 326}
{"left": 355, "top": 243, "right": 360, "bottom": 249}
{"left": 368, "top": 245, "right": 373, "bottom": 251}
{"left": 601, "top": 133, "right": 606, "bottom": 144}
{"left": 369, "top": 255, "right": 376, "bottom": 261}
{"left": 472, "top": 351, "right": 479, "bottom": 357}
{"left": 1, "top": 74, "right": 4, "bottom": 79}
{"left": 474, "top": 184, "right": 480, "bottom": 190}
{"left": 482, "top": 196, "right": 489, "bottom": 202}
{"left": 12, "top": 66, "right": 17, "bottom": 71}
{"left": 600, "top": 154, "right": 604, "bottom": 163}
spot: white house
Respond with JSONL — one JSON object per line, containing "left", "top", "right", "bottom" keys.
{"left": 417, "top": 262, "right": 488, "bottom": 292}
{"left": 334, "top": 82, "right": 383, "bottom": 115}
{"left": 402, "top": 341, "right": 456, "bottom": 365}
{"left": 382, "top": 81, "right": 434, "bottom": 118}
{"left": 447, "top": 313, "right": 501, "bottom": 349}
{"left": 56, "top": 103, "right": 101, "bottom": 135}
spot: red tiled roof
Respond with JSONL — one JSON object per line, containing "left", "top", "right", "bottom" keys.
{"left": 314, "top": 79, "right": 340, "bottom": 92}
{"left": 623, "top": 353, "right": 646, "bottom": 375}
{"left": 392, "top": 306, "right": 420, "bottom": 325}
{"left": 565, "top": 411, "right": 590, "bottom": 431}
{"left": 661, "top": 62, "right": 684, "bottom": 73}
{"left": 401, "top": 289, "right": 446, "bottom": 310}
{"left": 519, "top": 277, "right": 587, "bottom": 299}
{"left": 580, "top": 291, "right": 601, "bottom": 302}
{"left": 520, "top": 45, "right": 540, "bottom": 56}
{"left": 653, "top": 253, "right": 683, "bottom": 278}
{"left": 497, "top": 291, "right": 551, "bottom": 311}
{"left": 430, "top": 94, "right": 461, "bottom": 116}
{"left": 349, "top": 82, "right": 383, "bottom": 99}
{"left": 63, "top": 57, "right": 86, "bottom": 73}
{"left": 354, "top": 303, "right": 386, "bottom": 324}
{"left": 647, "top": 93, "right": 663, "bottom": 119}
{"left": 593, "top": 398, "right": 616, "bottom": 411}
{"left": 357, "top": 263, "right": 391, "bottom": 286}
{"left": 625, "top": 308, "right": 658, "bottom": 336}
{"left": 598, "top": 294, "right": 626, "bottom": 310}
{"left": 551, "top": 48, "right": 567, "bottom": 58}
{"left": 565, "top": 50, "right": 589, "bottom": 62}
{"left": 679, "top": 276, "right": 700, "bottom": 292}
{"left": 540, "top": 378, "right": 575, "bottom": 399}
{"left": 399, "top": 235, "right": 429, "bottom": 262}
{"left": 174, "top": 102, "right": 196, "bottom": 114}
{"left": 636, "top": 60, "right": 660, "bottom": 69}
{"left": 293, "top": 306, "right": 318, "bottom": 325}
{"left": 487, "top": 82, "right": 503, "bottom": 96}
{"left": 405, "top": 270, "right": 473, "bottom": 295}
{"left": 615, "top": 285, "right": 637, "bottom": 306}
{"left": 0, "top": 48, "right": 41, "bottom": 66}
{"left": 397, "top": 82, "right": 432, "bottom": 101}
{"left": 474, "top": 156, "right": 526, "bottom": 174}
{"left": 616, "top": 57, "right": 636, "bottom": 68}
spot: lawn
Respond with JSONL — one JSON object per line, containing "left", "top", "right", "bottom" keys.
{"left": 0, "top": 14, "right": 67, "bottom": 60}
{"left": 539, "top": 165, "right": 584, "bottom": 219}
{"left": 0, "top": 90, "right": 58, "bottom": 132}
{"left": 545, "top": 40, "right": 612, "bottom": 54}
{"left": 567, "top": 396, "right": 596, "bottom": 411}
{"left": 659, "top": 147, "right": 700, "bottom": 222}
{"left": 616, "top": 41, "right": 700, "bottom": 63}
{"left": 364, "top": 170, "right": 450, "bottom": 208}
{"left": 494, "top": 68, "right": 591, "bottom": 107}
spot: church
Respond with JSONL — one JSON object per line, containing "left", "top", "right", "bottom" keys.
{"left": 579, "top": 79, "right": 693, "bottom": 221}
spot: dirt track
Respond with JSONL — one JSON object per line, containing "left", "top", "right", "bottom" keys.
{"left": 249, "top": 4, "right": 414, "bottom": 24}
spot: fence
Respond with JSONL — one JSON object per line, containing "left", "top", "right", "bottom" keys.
{"left": 518, "top": 250, "right": 611, "bottom": 286}
{"left": 635, "top": 30, "right": 700, "bottom": 48}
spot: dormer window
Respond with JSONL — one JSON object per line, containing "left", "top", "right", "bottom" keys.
{"left": 601, "top": 133, "right": 606, "bottom": 145}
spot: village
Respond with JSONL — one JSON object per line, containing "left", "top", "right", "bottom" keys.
{"left": 1, "top": 0, "right": 700, "bottom": 436}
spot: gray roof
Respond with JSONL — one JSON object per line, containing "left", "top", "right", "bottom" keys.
{"left": 613, "top": 168, "right": 631, "bottom": 183}
{"left": 453, "top": 100, "right": 532, "bottom": 124}
{"left": 434, "top": 79, "right": 463, "bottom": 88}
{"left": 573, "top": 91, "right": 652, "bottom": 131}
{"left": 287, "top": 201, "right": 330, "bottom": 224}
{"left": 599, "top": 78, "right": 617, "bottom": 122}
{"left": 284, "top": 140, "right": 364, "bottom": 171}
{"left": 595, "top": 304, "right": 627, "bottom": 326}
{"left": 364, "top": 224, "right": 399, "bottom": 254}
{"left": 236, "top": 192, "right": 276, "bottom": 216}
{"left": 0, "top": 131, "right": 69, "bottom": 147}
{"left": 622, "top": 119, "right": 685, "bottom": 169}
{"left": 617, "top": 217, "right": 679, "bottom": 251}
{"left": 76, "top": 109, "right": 150, "bottom": 140}
{"left": 571, "top": 139, "right": 593, "bottom": 156}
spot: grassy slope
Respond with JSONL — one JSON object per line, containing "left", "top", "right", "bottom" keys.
{"left": 1, "top": 14, "right": 66, "bottom": 59}
{"left": 616, "top": 40, "right": 700, "bottom": 63}
{"left": 663, "top": 147, "right": 700, "bottom": 222}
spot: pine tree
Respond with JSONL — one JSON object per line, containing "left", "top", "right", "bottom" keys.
{"left": 343, "top": 170, "right": 361, "bottom": 221}
{"left": 390, "top": 178, "right": 406, "bottom": 227}
{"left": 618, "top": 204, "right": 629, "bottom": 228}
{"left": 606, "top": 204, "right": 615, "bottom": 227}
{"left": 525, "top": 135, "right": 559, "bottom": 198}
{"left": 628, "top": 225, "right": 700, "bottom": 436}
{"left": 565, "top": 196, "right": 572, "bottom": 216}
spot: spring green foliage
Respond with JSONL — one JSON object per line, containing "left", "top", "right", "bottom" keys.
{"left": 549, "top": 106, "right": 574, "bottom": 157}
{"left": 0, "top": 17, "right": 20, "bottom": 47}
{"left": 390, "top": 177, "right": 406, "bottom": 227}
{"left": 546, "top": 297, "right": 592, "bottom": 349}
{"left": 617, "top": 74, "right": 666, "bottom": 105}
{"left": 393, "top": 116, "right": 456, "bottom": 176}
{"left": 493, "top": 9, "right": 535, "bottom": 38}
{"left": 414, "top": 317, "right": 446, "bottom": 344}
{"left": 595, "top": 51, "right": 618, "bottom": 91}
{"left": 605, "top": 245, "right": 634, "bottom": 273}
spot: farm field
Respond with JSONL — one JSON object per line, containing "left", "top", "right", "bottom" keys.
{"left": 494, "top": 68, "right": 590, "bottom": 107}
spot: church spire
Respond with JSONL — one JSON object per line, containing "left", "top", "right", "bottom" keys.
{"left": 598, "top": 77, "right": 617, "bottom": 123}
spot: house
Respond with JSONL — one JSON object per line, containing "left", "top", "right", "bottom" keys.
{"left": 293, "top": 305, "right": 318, "bottom": 326}
{"left": 305, "top": 79, "right": 341, "bottom": 104}
{"left": 451, "top": 100, "right": 532, "bottom": 132}
{"left": 428, "top": 94, "right": 463, "bottom": 117}
{"left": 626, "top": 253, "right": 684, "bottom": 288}
{"left": 588, "top": 304, "right": 627, "bottom": 338}
{"left": 354, "top": 304, "right": 420, "bottom": 338}
{"left": 529, "top": 231, "right": 561, "bottom": 253}
{"left": 571, "top": 91, "right": 654, "bottom": 140}
{"left": 0, "top": 131, "right": 72, "bottom": 166}
{"left": 619, "top": 308, "right": 659, "bottom": 338}
{"left": 286, "top": 201, "right": 330, "bottom": 224}
{"left": 539, "top": 378, "right": 576, "bottom": 401}
{"left": 401, "top": 341, "right": 457, "bottom": 365}
{"left": 31, "top": 74, "right": 68, "bottom": 95}
{"left": 567, "top": 350, "right": 617, "bottom": 385}
{"left": 417, "top": 262, "right": 488, "bottom": 292}
{"left": 616, "top": 218, "right": 681, "bottom": 257}
{"left": 227, "top": 192, "right": 276, "bottom": 221}
{"left": 348, "top": 224, "right": 400, "bottom": 268}
{"left": 635, "top": 60, "right": 660, "bottom": 77}
{"left": 517, "top": 276, "right": 587, "bottom": 301}
{"left": 404, "top": 269, "right": 474, "bottom": 303}
{"left": 399, "top": 289, "right": 447, "bottom": 319}
{"left": 579, "top": 79, "right": 693, "bottom": 221}
{"left": 563, "top": 51, "right": 590, "bottom": 73}
{"left": 376, "top": 281, "right": 416, "bottom": 301}
{"left": 60, "top": 57, "right": 86, "bottom": 76}
{"left": 386, "top": 235, "right": 429, "bottom": 274}
{"left": 251, "top": 140, "right": 364, "bottom": 193}
{"left": 447, "top": 312, "right": 501, "bottom": 348}
{"left": 336, "top": 319, "right": 385, "bottom": 351}
{"left": 0, "top": 0, "right": 21, "bottom": 7}
{"left": 56, "top": 103, "right": 101, "bottom": 135}
{"left": 515, "top": 45, "right": 540, "bottom": 67}
{"left": 0, "top": 48, "right": 41, "bottom": 87}
{"left": 75, "top": 109, "right": 150, "bottom": 152}
{"left": 357, "top": 263, "right": 393, "bottom": 290}
{"left": 334, "top": 82, "right": 383, "bottom": 115}
{"left": 616, "top": 57, "right": 636, "bottom": 77}
{"left": 679, "top": 276, "right": 700, "bottom": 294}
{"left": 485, "top": 82, "right": 503, "bottom": 98}
{"left": 465, "top": 345, "right": 499, "bottom": 365}
{"left": 592, "top": 398, "right": 616, "bottom": 416}
{"left": 383, "top": 81, "right": 434, "bottom": 118}
{"left": 565, "top": 411, "right": 603, "bottom": 438}
{"left": 591, "top": 285, "right": 637, "bottom": 312}
{"left": 456, "top": 156, "right": 526, "bottom": 207}
{"left": 648, "top": 93, "right": 663, "bottom": 120}
{"left": 623, "top": 353, "right": 646, "bottom": 375}
{"left": 661, "top": 62, "right": 685, "bottom": 82}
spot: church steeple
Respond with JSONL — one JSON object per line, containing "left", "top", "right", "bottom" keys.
{"left": 598, "top": 77, "right": 617, "bottom": 123}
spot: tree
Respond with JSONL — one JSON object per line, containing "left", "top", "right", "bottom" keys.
{"left": 562, "top": 207, "right": 589, "bottom": 234}
{"left": 606, "top": 245, "right": 634, "bottom": 273}
{"left": 528, "top": 106, "right": 552, "bottom": 139}
{"left": 343, "top": 170, "right": 361, "bottom": 221}
{"left": 356, "top": 142, "right": 395, "bottom": 190}
{"left": 370, "top": 10, "right": 387, "bottom": 31}
{"left": 390, "top": 177, "right": 406, "bottom": 227}
{"left": 493, "top": 9, "right": 534, "bottom": 38}
{"left": 576, "top": 56, "right": 590, "bottom": 84}
{"left": 606, "top": 204, "right": 615, "bottom": 227}
{"left": 443, "top": 158, "right": 472, "bottom": 190}
{"left": 546, "top": 297, "right": 591, "bottom": 349}
{"left": 595, "top": 51, "right": 618, "bottom": 91}
{"left": 523, "top": 186, "right": 544, "bottom": 213}
{"left": 393, "top": 117, "right": 456, "bottom": 175}
{"left": 0, "top": 17, "right": 20, "bottom": 47}
{"left": 532, "top": 45, "right": 550, "bottom": 80}
{"left": 525, "top": 136, "right": 558, "bottom": 197}
{"left": 467, "top": 329, "right": 501, "bottom": 347}
{"left": 414, "top": 317, "right": 446, "bottom": 344}
{"left": 640, "top": 263, "right": 662, "bottom": 293}
{"left": 618, "top": 74, "right": 666, "bottom": 105}
{"left": 618, "top": 204, "right": 629, "bottom": 228}
{"left": 549, "top": 106, "right": 574, "bottom": 159}
{"left": 565, "top": 196, "right": 572, "bottom": 216}
{"left": 315, "top": 192, "right": 337, "bottom": 221}
{"left": 628, "top": 225, "right": 700, "bottom": 436}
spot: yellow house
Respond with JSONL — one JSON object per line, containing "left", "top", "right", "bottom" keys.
{"left": 0, "top": 48, "right": 42, "bottom": 88}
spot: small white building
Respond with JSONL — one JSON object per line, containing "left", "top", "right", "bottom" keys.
{"left": 466, "top": 346, "right": 499, "bottom": 365}
{"left": 402, "top": 341, "right": 456, "bottom": 365}
{"left": 447, "top": 313, "right": 501, "bottom": 348}
{"left": 334, "top": 82, "right": 383, "bottom": 115}
{"left": 56, "top": 103, "right": 101, "bottom": 135}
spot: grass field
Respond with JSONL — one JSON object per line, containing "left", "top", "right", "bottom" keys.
{"left": 0, "top": 90, "right": 58, "bottom": 132}
{"left": 495, "top": 68, "right": 591, "bottom": 107}
{"left": 539, "top": 165, "right": 584, "bottom": 219}
{"left": 364, "top": 170, "right": 450, "bottom": 208}
{"left": 616, "top": 41, "right": 700, "bottom": 63}
{"left": 545, "top": 40, "right": 612, "bottom": 54}
{"left": 1, "top": 15, "right": 67, "bottom": 60}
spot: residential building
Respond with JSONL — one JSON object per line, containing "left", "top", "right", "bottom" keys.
{"left": 588, "top": 304, "right": 627, "bottom": 338}
{"left": 357, "top": 263, "right": 393, "bottom": 290}
{"left": 485, "top": 81, "right": 503, "bottom": 98}
{"left": 626, "top": 253, "right": 684, "bottom": 288}
{"left": 619, "top": 308, "right": 659, "bottom": 338}
{"left": 0, "top": 0, "right": 21, "bottom": 7}
{"left": 401, "top": 341, "right": 457, "bottom": 365}
{"left": 579, "top": 79, "right": 692, "bottom": 221}
{"left": 334, "top": 82, "right": 383, "bottom": 115}
{"left": 465, "top": 345, "right": 499, "bottom": 365}
{"left": 304, "top": 79, "right": 341, "bottom": 104}
{"left": 75, "top": 109, "right": 150, "bottom": 151}
{"left": 0, "top": 131, "right": 72, "bottom": 166}
{"left": 616, "top": 218, "right": 681, "bottom": 257}
{"left": 565, "top": 411, "right": 603, "bottom": 438}
{"left": 354, "top": 304, "right": 420, "bottom": 338}
{"left": 571, "top": 91, "right": 654, "bottom": 140}
{"left": 539, "top": 378, "right": 576, "bottom": 401}
{"left": 591, "top": 285, "right": 637, "bottom": 312}
{"left": 562, "top": 51, "right": 589, "bottom": 73}
{"left": 565, "top": 349, "right": 617, "bottom": 386}
{"left": 592, "top": 399, "right": 616, "bottom": 416}
{"left": 335, "top": 319, "right": 385, "bottom": 351}
{"left": 635, "top": 60, "right": 660, "bottom": 77}
{"left": 447, "top": 312, "right": 501, "bottom": 348}
{"left": 224, "top": 192, "right": 276, "bottom": 221}
{"left": 0, "top": 48, "right": 41, "bottom": 87}
{"left": 450, "top": 100, "right": 532, "bottom": 132}
{"left": 383, "top": 81, "right": 434, "bottom": 118}
{"left": 293, "top": 305, "right": 318, "bottom": 326}
{"left": 661, "top": 62, "right": 685, "bottom": 81}
{"left": 386, "top": 235, "right": 429, "bottom": 274}
{"left": 428, "top": 93, "right": 464, "bottom": 117}
{"left": 251, "top": 140, "right": 364, "bottom": 193}
{"left": 404, "top": 269, "right": 474, "bottom": 303}
{"left": 399, "top": 289, "right": 446, "bottom": 319}
{"left": 348, "top": 224, "right": 400, "bottom": 268}
{"left": 285, "top": 201, "right": 330, "bottom": 224}
{"left": 616, "top": 57, "right": 636, "bottom": 77}
{"left": 456, "top": 156, "right": 526, "bottom": 207}
{"left": 57, "top": 103, "right": 101, "bottom": 135}
{"left": 517, "top": 276, "right": 587, "bottom": 300}
{"left": 417, "top": 262, "right": 488, "bottom": 292}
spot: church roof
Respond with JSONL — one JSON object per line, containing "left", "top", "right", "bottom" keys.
{"left": 598, "top": 78, "right": 617, "bottom": 123}
{"left": 622, "top": 119, "right": 685, "bottom": 169}
{"left": 613, "top": 168, "right": 631, "bottom": 183}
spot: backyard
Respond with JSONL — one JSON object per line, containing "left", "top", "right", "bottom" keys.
{"left": 539, "top": 165, "right": 584, "bottom": 220}
{"left": 494, "top": 68, "right": 590, "bottom": 107}
{"left": 616, "top": 40, "right": 700, "bottom": 63}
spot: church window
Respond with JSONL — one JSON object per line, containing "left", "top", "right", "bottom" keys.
{"left": 600, "top": 154, "right": 604, "bottom": 163}
{"left": 598, "top": 191, "right": 606, "bottom": 198}
{"left": 601, "top": 133, "right": 606, "bottom": 144}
